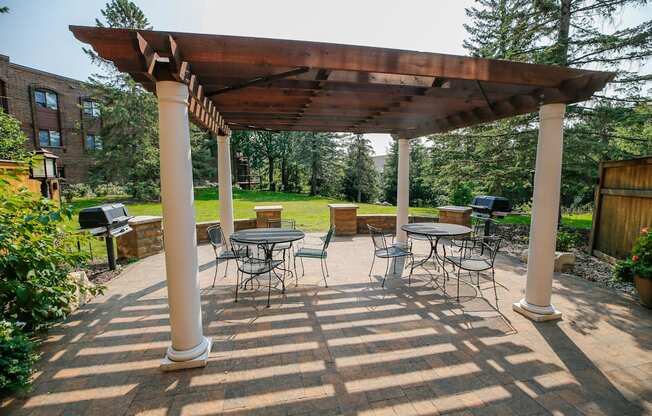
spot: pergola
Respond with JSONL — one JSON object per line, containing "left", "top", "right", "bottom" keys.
{"left": 70, "top": 26, "right": 614, "bottom": 370}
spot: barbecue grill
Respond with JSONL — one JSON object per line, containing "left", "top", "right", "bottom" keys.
{"left": 78, "top": 204, "right": 133, "bottom": 270}
{"left": 469, "top": 196, "right": 512, "bottom": 236}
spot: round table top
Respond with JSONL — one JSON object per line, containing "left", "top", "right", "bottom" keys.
{"left": 401, "top": 222, "right": 472, "bottom": 237}
{"left": 230, "top": 228, "right": 305, "bottom": 245}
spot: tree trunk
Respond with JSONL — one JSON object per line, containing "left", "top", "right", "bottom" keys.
{"left": 310, "top": 138, "right": 318, "bottom": 196}
{"left": 557, "top": 0, "right": 572, "bottom": 66}
{"left": 268, "top": 156, "right": 275, "bottom": 191}
{"left": 281, "top": 157, "right": 288, "bottom": 191}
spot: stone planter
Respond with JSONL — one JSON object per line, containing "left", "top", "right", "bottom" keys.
{"left": 520, "top": 249, "right": 575, "bottom": 273}
{"left": 634, "top": 275, "right": 652, "bottom": 308}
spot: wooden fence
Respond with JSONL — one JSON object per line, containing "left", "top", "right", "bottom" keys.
{"left": 589, "top": 156, "right": 652, "bottom": 261}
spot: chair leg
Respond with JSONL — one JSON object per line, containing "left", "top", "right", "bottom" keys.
{"left": 477, "top": 271, "right": 480, "bottom": 288}
{"left": 324, "top": 257, "right": 330, "bottom": 277}
{"left": 456, "top": 266, "right": 461, "bottom": 302}
{"left": 234, "top": 269, "right": 240, "bottom": 303}
{"left": 300, "top": 257, "right": 305, "bottom": 277}
{"left": 408, "top": 255, "right": 413, "bottom": 286}
{"left": 368, "top": 255, "right": 376, "bottom": 277}
{"left": 224, "top": 259, "right": 229, "bottom": 278}
{"left": 320, "top": 258, "right": 328, "bottom": 288}
{"left": 266, "top": 271, "right": 272, "bottom": 308}
{"left": 392, "top": 257, "right": 397, "bottom": 274}
{"left": 382, "top": 258, "right": 390, "bottom": 287}
{"left": 212, "top": 258, "right": 219, "bottom": 287}
{"left": 492, "top": 268, "right": 499, "bottom": 309}
{"left": 294, "top": 254, "right": 299, "bottom": 287}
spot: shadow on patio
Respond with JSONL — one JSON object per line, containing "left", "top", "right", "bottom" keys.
{"left": 2, "top": 235, "right": 651, "bottom": 415}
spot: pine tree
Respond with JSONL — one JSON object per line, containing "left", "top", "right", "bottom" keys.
{"left": 341, "top": 134, "right": 378, "bottom": 203}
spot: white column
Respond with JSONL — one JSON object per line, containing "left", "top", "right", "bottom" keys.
{"left": 395, "top": 137, "right": 411, "bottom": 243}
{"left": 513, "top": 103, "right": 565, "bottom": 322}
{"left": 217, "top": 133, "right": 235, "bottom": 243}
{"left": 156, "top": 81, "right": 211, "bottom": 370}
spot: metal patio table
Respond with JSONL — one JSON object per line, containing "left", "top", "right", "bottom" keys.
{"left": 401, "top": 223, "right": 472, "bottom": 277}
{"left": 230, "top": 228, "right": 305, "bottom": 293}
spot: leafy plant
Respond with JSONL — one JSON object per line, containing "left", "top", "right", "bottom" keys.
{"left": 126, "top": 180, "right": 160, "bottom": 201}
{"left": 0, "top": 109, "right": 28, "bottom": 161}
{"left": 0, "top": 178, "right": 102, "bottom": 331}
{"left": 0, "top": 320, "right": 38, "bottom": 394}
{"left": 612, "top": 227, "right": 651, "bottom": 283}
{"left": 62, "top": 183, "right": 96, "bottom": 202}
{"left": 556, "top": 230, "right": 581, "bottom": 252}
{"left": 449, "top": 183, "right": 474, "bottom": 206}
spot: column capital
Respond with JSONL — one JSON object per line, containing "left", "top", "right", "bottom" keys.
{"left": 391, "top": 133, "right": 413, "bottom": 141}
{"left": 539, "top": 103, "right": 566, "bottom": 120}
{"left": 156, "top": 81, "right": 188, "bottom": 105}
{"left": 216, "top": 132, "right": 231, "bottom": 144}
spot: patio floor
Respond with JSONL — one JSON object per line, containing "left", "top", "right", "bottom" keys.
{"left": 2, "top": 233, "right": 652, "bottom": 416}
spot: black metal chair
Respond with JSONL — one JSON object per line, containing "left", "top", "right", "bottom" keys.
{"left": 294, "top": 225, "right": 335, "bottom": 287}
{"left": 267, "top": 218, "right": 297, "bottom": 274}
{"left": 442, "top": 236, "right": 502, "bottom": 306}
{"left": 206, "top": 224, "right": 247, "bottom": 287}
{"left": 230, "top": 238, "right": 284, "bottom": 308}
{"left": 367, "top": 225, "right": 414, "bottom": 287}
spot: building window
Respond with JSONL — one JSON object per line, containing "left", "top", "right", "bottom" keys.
{"left": 85, "top": 134, "right": 102, "bottom": 150}
{"left": 34, "top": 89, "right": 58, "bottom": 110}
{"left": 82, "top": 99, "right": 101, "bottom": 117}
{"left": 0, "top": 80, "right": 7, "bottom": 113}
{"left": 57, "top": 166, "right": 65, "bottom": 178}
{"left": 39, "top": 129, "right": 61, "bottom": 147}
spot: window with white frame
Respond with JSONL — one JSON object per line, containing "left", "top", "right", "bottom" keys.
{"left": 34, "top": 89, "right": 58, "bottom": 110}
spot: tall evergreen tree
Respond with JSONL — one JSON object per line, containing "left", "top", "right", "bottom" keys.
{"left": 341, "top": 135, "right": 378, "bottom": 203}
{"left": 298, "top": 132, "right": 342, "bottom": 197}
{"left": 382, "top": 139, "right": 434, "bottom": 206}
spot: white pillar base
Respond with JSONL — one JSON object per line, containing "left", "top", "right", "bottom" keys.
{"left": 160, "top": 336, "right": 212, "bottom": 371}
{"left": 513, "top": 298, "right": 562, "bottom": 322}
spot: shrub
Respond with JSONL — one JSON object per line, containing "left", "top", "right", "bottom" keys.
{"left": 449, "top": 183, "right": 474, "bottom": 206}
{"left": 0, "top": 320, "right": 38, "bottom": 394}
{"left": 612, "top": 227, "right": 651, "bottom": 283}
{"left": 93, "top": 182, "right": 127, "bottom": 197}
{"left": 0, "top": 179, "right": 101, "bottom": 331}
{"left": 61, "top": 183, "right": 95, "bottom": 201}
{"left": 556, "top": 230, "right": 581, "bottom": 252}
{"left": 127, "top": 181, "right": 160, "bottom": 201}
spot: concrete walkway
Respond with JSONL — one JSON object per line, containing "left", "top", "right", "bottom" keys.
{"left": 2, "top": 234, "right": 652, "bottom": 415}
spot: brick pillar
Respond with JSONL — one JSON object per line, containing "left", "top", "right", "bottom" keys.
{"left": 437, "top": 205, "right": 472, "bottom": 227}
{"left": 254, "top": 205, "right": 283, "bottom": 228}
{"left": 329, "top": 204, "right": 358, "bottom": 236}
{"left": 117, "top": 216, "right": 164, "bottom": 260}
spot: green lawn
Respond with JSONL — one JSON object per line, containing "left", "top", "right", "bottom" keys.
{"left": 500, "top": 212, "right": 593, "bottom": 229}
{"left": 64, "top": 189, "right": 592, "bottom": 261}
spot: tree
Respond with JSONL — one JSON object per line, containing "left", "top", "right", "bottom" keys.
{"left": 383, "top": 139, "right": 435, "bottom": 206}
{"left": 341, "top": 134, "right": 378, "bottom": 202}
{"left": 0, "top": 109, "right": 28, "bottom": 161}
{"left": 190, "top": 126, "right": 216, "bottom": 185}
{"left": 298, "top": 132, "right": 343, "bottom": 196}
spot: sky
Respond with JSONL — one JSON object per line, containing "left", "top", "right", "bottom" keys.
{"left": 0, "top": 0, "right": 650, "bottom": 154}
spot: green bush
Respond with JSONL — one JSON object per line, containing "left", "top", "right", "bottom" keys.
{"left": 0, "top": 179, "right": 101, "bottom": 331}
{"left": 612, "top": 227, "right": 651, "bottom": 283}
{"left": 0, "top": 320, "right": 38, "bottom": 394}
{"left": 127, "top": 180, "right": 160, "bottom": 201}
{"left": 62, "top": 183, "right": 95, "bottom": 202}
{"left": 93, "top": 182, "right": 127, "bottom": 197}
{"left": 556, "top": 230, "right": 581, "bottom": 252}
{"left": 449, "top": 183, "right": 474, "bottom": 206}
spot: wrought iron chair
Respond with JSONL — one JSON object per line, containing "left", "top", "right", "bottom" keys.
{"left": 230, "top": 238, "right": 284, "bottom": 308}
{"left": 442, "top": 236, "right": 502, "bottom": 306}
{"left": 267, "top": 218, "right": 297, "bottom": 271}
{"left": 206, "top": 224, "right": 247, "bottom": 287}
{"left": 367, "top": 224, "right": 414, "bottom": 287}
{"left": 294, "top": 225, "right": 335, "bottom": 287}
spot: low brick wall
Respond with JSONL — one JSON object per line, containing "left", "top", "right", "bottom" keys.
{"left": 196, "top": 218, "right": 257, "bottom": 244}
{"left": 117, "top": 216, "right": 164, "bottom": 261}
{"left": 357, "top": 214, "right": 438, "bottom": 234}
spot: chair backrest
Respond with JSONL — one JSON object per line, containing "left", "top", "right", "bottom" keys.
{"left": 207, "top": 225, "right": 225, "bottom": 249}
{"left": 267, "top": 218, "right": 296, "bottom": 229}
{"left": 367, "top": 225, "right": 388, "bottom": 251}
{"left": 322, "top": 225, "right": 336, "bottom": 250}
{"left": 472, "top": 215, "right": 498, "bottom": 237}
{"left": 229, "top": 238, "right": 251, "bottom": 270}
{"left": 477, "top": 236, "right": 502, "bottom": 265}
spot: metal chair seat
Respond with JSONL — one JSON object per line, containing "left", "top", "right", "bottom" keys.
{"left": 375, "top": 245, "right": 411, "bottom": 259}
{"left": 272, "top": 241, "right": 292, "bottom": 251}
{"left": 217, "top": 247, "right": 247, "bottom": 260}
{"left": 444, "top": 254, "right": 492, "bottom": 271}
{"left": 239, "top": 258, "right": 283, "bottom": 275}
{"left": 295, "top": 247, "right": 327, "bottom": 259}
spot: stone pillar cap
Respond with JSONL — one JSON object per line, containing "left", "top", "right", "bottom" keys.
{"left": 437, "top": 205, "right": 472, "bottom": 212}
{"left": 128, "top": 215, "right": 163, "bottom": 225}
{"left": 254, "top": 205, "right": 283, "bottom": 211}
{"left": 328, "top": 203, "right": 359, "bottom": 209}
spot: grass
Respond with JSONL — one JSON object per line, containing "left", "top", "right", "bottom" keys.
{"left": 64, "top": 188, "right": 592, "bottom": 261}
{"left": 499, "top": 212, "right": 593, "bottom": 229}
{"left": 63, "top": 188, "right": 439, "bottom": 260}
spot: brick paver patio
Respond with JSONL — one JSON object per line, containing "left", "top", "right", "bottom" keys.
{"left": 2, "top": 234, "right": 652, "bottom": 415}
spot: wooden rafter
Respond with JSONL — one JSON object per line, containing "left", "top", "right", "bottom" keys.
{"left": 71, "top": 26, "right": 615, "bottom": 137}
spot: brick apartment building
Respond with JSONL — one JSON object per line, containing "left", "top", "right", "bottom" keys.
{"left": 0, "top": 54, "right": 100, "bottom": 183}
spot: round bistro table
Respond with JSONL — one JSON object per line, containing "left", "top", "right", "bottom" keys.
{"left": 230, "top": 228, "right": 305, "bottom": 303}
{"left": 401, "top": 223, "right": 472, "bottom": 275}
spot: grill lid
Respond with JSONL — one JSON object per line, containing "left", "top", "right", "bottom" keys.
{"left": 78, "top": 203, "right": 132, "bottom": 229}
{"left": 470, "top": 196, "right": 511, "bottom": 213}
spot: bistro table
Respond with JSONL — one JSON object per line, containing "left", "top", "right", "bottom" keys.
{"left": 401, "top": 223, "right": 472, "bottom": 277}
{"left": 230, "top": 228, "right": 305, "bottom": 303}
